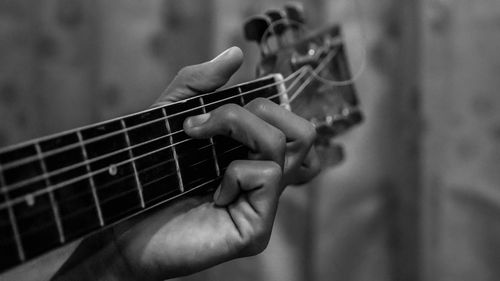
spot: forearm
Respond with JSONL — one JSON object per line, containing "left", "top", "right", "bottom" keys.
{"left": 51, "top": 231, "right": 136, "bottom": 281}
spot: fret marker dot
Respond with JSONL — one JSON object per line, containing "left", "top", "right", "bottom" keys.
{"left": 25, "top": 194, "right": 35, "bottom": 206}
{"left": 108, "top": 165, "right": 118, "bottom": 176}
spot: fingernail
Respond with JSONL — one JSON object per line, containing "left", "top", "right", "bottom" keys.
{"left": 213, "top": 187, "right": 221, "bottom": 202}
{"left": 185, "top": 113, "right": 211, "bottom": 128}
{"left": 210, "top": 47, "right": 234, "bottom": 62}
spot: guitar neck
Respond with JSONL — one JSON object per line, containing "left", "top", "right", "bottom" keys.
{"left": 0, "top": 74, "right": 286, "bottom": 273}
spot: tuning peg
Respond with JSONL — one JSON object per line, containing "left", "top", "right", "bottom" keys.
{"left": 265, "top": 9, "right": 287, "bottom": 35}
{"left": 343, "top": 107, "right": 364, "bottom": 125}
{"left": 244, "top": 15, "right": 270, "bottom": 42}
{"left": 284, "top": 2, "right": 305, "bottom": 26}
{"left": 283, "top": 2, "right": 306, "bottom": 43}
{"left": 244, "top": 16, "right": 272, "bottom": 54}
{"left": 315, "top": 142, "right": 345, "bottom": 166}
{"left": 264, "top": 9, "right": 289, "bottom": 47}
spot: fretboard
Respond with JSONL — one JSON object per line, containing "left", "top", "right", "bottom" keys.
{"left": 0, "top": 74, "right": 286, "bottom": 273}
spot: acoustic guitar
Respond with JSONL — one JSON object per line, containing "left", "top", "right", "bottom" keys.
{"left": 0, "top": 3, "right": 362, "bottom": 278}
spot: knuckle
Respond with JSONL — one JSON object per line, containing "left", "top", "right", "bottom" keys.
{"left": 263, "top": 129, "right": 286, "bottom": 166}
{"left": 246, "top": 98, "right": 272, "bottom": 115}
{"left": 271, "top": 129, "right": 287, "bottom": 154}
{"left": 216, "top": 103, "right": 243, "bottom": 122}
{"left": 225, "top": 160, "right": 243, "bottom": 180}
{"left": 262, "top": 161, "right": 283, "bottom": 181}
{"left": 302, "top": 121, "right": 317, "bottom": 146}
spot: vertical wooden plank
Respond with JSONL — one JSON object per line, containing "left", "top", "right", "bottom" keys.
{"left": 390, "top": 2, "right": 421, "bottom": 281}
{"left": 422, "top": 0, "right": 500, "bottom": 281}
{"left": 420, "top": 1, "right": 454, "bottom": 280}
{"left": 307, "top": 1, "right": 421, "bottom": 281}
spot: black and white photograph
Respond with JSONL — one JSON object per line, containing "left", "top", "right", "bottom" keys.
{"left": 0, "top": 0, "right": 498, "bottom": 280}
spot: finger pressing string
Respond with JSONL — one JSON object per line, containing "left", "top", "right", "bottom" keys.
{"left": 0, "top": 67, "right": 313, "bottom": 205}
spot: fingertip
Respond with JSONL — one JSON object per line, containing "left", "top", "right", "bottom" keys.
{"left": 228, "top": 46, "right": 244, "bottom": 62}
{"left": 184, "top": 113, "right": 211, "bottom": 128}
{"left": 213, "top": 186, "right": 222, "bottom": 204}
{"left": 208, "top": 46, "right": 243, "bottom": 78}
{"left": 210, "top": 46, "right": 243, "bottom": 63}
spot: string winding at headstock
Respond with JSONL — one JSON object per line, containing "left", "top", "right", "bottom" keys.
{"left": 244, "top": 2, "right": 364, "bottom": 166}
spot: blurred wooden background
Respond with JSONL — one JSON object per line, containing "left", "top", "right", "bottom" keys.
{"left": 1, "top": 0, "right": 500, "bottom": 281}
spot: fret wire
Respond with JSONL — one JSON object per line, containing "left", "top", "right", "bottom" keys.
{"left": 238, "top": 87, "right": 245, "bottom": 105}
{"left": 1, "top": 74, "right": 307, "bottom": 203}
{"left": 35, "top": 143, "right": 66, "bottom": 244}
{"left": 2, "top": 67, "right": 299, "bottom": 194}
{"left": 0, "top": 137, "right": 170, "bottom": 212}
{"left": 13, "top": 177, "right": 222, "bottom": 239}
{"left": 0, "top": 67, "right": 313, "bottom": 210}
{"left": 10, "top": 141, "right": 218, "bottom": 218}
{"left": 0, "top": 71, "right": 301, "bottom": 172}
{"left": 3, "top": 71, "right": 293, "bottom": 193}
{"left": 10, "top": 145, "right": 244, "bottom": 238}
{"left": 6, "top": 133, "right": 176, "bottom": 193}
{"left": 0, "top": 85, "right": 296, "bottom": 209}
{"left": 77, "top": 131, "right": 104, "bottom": 226}
{"left": 11, "top": 141, "right": 224, "bottom": 222}
{"left": 0, "top": 49, "right": 342, "bottom": 275}
{"left": 200, "top": 97, "right": 221, "bottom": 177}
{"left": 121, "top": 120, "right": 145, "bottom": 208}
{"left": 9, "top": 159, "right": 177, "bottom": 221}
{"left": 0, "top": 49, "right": 337, "bottom": 270}
{"left": 0, "top": 164, "right": 25, "bottom": 261}
{"left": 162, "top": 108, "right": 184, "bottom": 193}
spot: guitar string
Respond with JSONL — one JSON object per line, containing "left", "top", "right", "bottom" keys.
{"left": 1, "top": 34, "right": 345, "bottom": 182}
{"left": 0, "top": 86, "right": 283, "bottom": 209}
{"left": 3, "top": 176, "right": 222, "bottom": 239}
{"left": 0, "top": 67, "right": 308, "bottom": 193}
{"left": 0, "top": 141, "right": 221, "bottom": 223}
{"left": 0, "top": 69, "right": 304, "bottom": 172}
{"left": 3, "top": 140, "right": 242, "bottom": 222}
{"left": 261, "top": 18, "right": 365, "bottom": 87}
{"left": 1, "top": 48, "right": 362, "bottom": 254}
{"left": 288, "top": 45, "right": 338, "bottom": 103}
{"left": 0, "top": 69, "right": 310, "bottom": 210}
{"left": 0, "top": 144, "right": 245, "bottom": 236}
{"left": 0, "top": 44, "right": 341, "bottom": 212}
{"left": 0, "top": 44, "right": 337, "bottom": 212}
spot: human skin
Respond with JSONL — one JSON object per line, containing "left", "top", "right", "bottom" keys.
{"left": 52, "top": 47, "right": 320, "bottom": 281}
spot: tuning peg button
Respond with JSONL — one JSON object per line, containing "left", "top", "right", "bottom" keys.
{"left": 265, "top": 9, "right": 287, "bottom": 35}
{"left": 343, "top": 108, "right": 364, "bottom": 125}
{"left": 315, "top": 141, "right": 345, "bottom": 166}
{"left": 244, "top": 16, "right": 270, "bottom": 42}
{"left": 284, "top": 2, "right": 305, "bottom": 26}
{"left": 244, "top": 16, "right": 272, "bottom": 54}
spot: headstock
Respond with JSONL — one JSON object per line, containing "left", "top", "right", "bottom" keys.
{"left": 244, "top": 2, "right": 363, "bottom": 166}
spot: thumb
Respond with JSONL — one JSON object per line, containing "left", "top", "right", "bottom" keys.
{"left": 154, "top": 47, "right": 244, "bottom": 106}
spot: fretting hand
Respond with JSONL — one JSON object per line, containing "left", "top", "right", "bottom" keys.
{"left": 52, "top": 47, "right": 320, "bottom": 281}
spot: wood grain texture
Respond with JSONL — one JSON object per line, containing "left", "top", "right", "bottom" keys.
{"left": 421, "top": 0, "right": 500, "bottom": 280}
